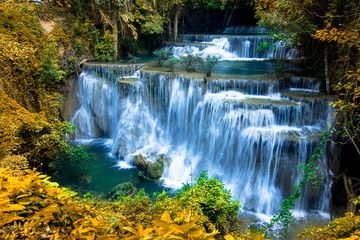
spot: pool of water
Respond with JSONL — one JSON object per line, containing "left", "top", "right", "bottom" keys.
{"left": 51, "top": 139, "right": 170, "bottom": 197}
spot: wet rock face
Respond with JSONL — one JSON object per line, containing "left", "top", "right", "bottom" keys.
{"left": 133, "top": 154, "right": 167, "bottom": 180}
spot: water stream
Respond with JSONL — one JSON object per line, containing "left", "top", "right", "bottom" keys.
{"left": 61, "top": 28, "right": 335, "bottom": 226}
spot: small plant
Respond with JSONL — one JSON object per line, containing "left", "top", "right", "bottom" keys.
{"left": 153, "top": 49, "right": 173, "bottom": 66}
{"left": 127, "top": 53, "right": 140, "bottom": 63}
{"left": 94, "top": 30, "right": 115, "bottom": 61}
{"left": 175, "top": 171, "right": 241, "bottom": 234}
{"left": 59, "top": 145, "right": 93, "bottom": 169}
{"left": 198, "top": 56, "right": 219, "bottom": 77}
{"left": 256, "top": 40, "right": 272, "bottom": 55}
{"left": 179, "top": 54, "right": 201, "bottom": 73}
{"left": 162, "top": 57, "right": 178, "bottom": 72}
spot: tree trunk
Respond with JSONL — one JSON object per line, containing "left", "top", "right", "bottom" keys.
{"left": 343, "top": 174, "right": 356, "bottom": 213}
{"left": 324, "top": 45, "right": 330, "bottom": 93}
{"left": 168, "top": 17, "right": 172, "bottom": 40}
{"left": 173, "top": 4, "right": 180, "bottom": 41}
{"left": 113, "top": 17, "right": 118, "bottom": 60}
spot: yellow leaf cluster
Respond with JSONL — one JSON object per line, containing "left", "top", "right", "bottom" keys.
{"left": 298, "top": 212, "right": 360, "bottom": 239}
{"left": 123, "top": 211, "right": 219, "bottom": 240}
{"left": 0, "top": 168, "right": 126, "bottom": 239}
{"left": 314, "top": 25, "right": 360, "bottom": 50}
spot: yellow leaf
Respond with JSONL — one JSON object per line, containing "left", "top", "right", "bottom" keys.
{"left": 161, "top": 210, "right": 171, "bottom": 223}
{"left": 3, "top": 204, "right": 26, "bottom": 211}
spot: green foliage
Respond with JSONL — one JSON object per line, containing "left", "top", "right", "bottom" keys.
{"left": 59, "top": 145, "right": 93, "bottom": 169}
{"left": 134, "top": 0, "right": 164, "bottom": 35}
{"left": 94, "top": 30, "right": 115, "bottom": 61}
{"left": 36, "top": 40, "right": 65, "bottom": 85}
{"left": 147, "top": 158, "right": 165, "bottom": 180}
{"left": 175, "top": 171, "right": 241, "bottom": 234}
{"left": 162, "top": 57, "right": 178, "bottom": 72}
{"left": 179, "top": 54, "right": 201, "bottom": 73}
{"left": 109, "top": 182, "right": 135, "bottom": 200}
{"left": 198, "top": 56, "right": 219, "bottom": 77}
{"left": 257, "top": 40, "right": 272, "bottom": 55}
{"left": 153, "top": 49, "right": 174, "bottom": 66}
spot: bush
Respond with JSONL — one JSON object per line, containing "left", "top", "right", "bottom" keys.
{"left": 109, "top": 182, "right": 135, "bottom": 200}
{"left": 175, "top": 171, "right": 241, "bottom": 234}
{"left": 179, "top": 54, "right": 201, "bottom": 72}
{"left": 0, "top": 168, "right": 125, "bottom": 239}
{"left": 198, "top": 56, "right": 219, "bottom": 77}
{"left": 94, "top": 30, "right": 115, "bottom": 61}
{"left": 57, "top": 145, "right": 93, "bottom": 169}
{"left": 162, "top": 57, "right": 178, "bottom": 72}
{"left": 153, "top": 49, "right": 173, "bottom": 66}
{"left": 298, "top": 212, "right": 360, "bottom": 239}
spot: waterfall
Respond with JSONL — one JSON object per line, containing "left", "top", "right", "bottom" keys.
{"left": 223, "top": 26, "right": 268, "bottom": 34}
{"left": 71, "top": 62, "right": 335, "bottom": 217}
{"left": 166, "top": 34, "right": 291, "bottom": 60}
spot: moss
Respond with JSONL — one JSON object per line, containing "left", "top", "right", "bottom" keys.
{"left": 142, "top": 62, "right": 278, "bottom": 82}
{"left": 147, "top": 158, "right": 164, "bottom": 180}
{"left": 224, "top": 98, "right": 301, "bottom": 106}
{"left": 281, "top": 90, "right": 337, "bottom": 101}
{"left": 165, "top": 41, "right": 215, "bottom": 46}
{"left": 117, "top": 77, "right": 139, "bottom": 84}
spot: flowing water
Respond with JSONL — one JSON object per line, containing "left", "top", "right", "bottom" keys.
{"left": 61, "top": 27, "right": 335, "bottom": 230}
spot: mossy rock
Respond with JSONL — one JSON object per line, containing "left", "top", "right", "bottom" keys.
{"left": 134, "top": 155, "right": 148, "bottom": 171}
{"left": 146, "top": 158, "right": 165, "bottom": 180}
{"left": 108, "top": 182, "right": 136, "bottom": 200}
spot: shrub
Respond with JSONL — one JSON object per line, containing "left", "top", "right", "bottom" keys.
{"left": 153, "top": 49, "right": 174, "bottom": 66}
{"left": 198, "top": 56, "right": 219, "bottom": 77}
{"left": 0, "top": 168, "right": 125, "bottom": 239}
{"left": 94, "top": 30, "right": 115, "bottom": 61}
{"left": 298, "top": 212, "right": 360, "bottom": 240}
{"left": 179, "top": 54, "right": 201, "bottom": 72}
{"left": 162, "top": 57, "right": 178, "bottom": 72}
{"left": 175, "top": 171, "right": 241, "bottom": 234}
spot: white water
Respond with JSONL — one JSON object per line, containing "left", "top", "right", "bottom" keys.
{"left": 167, "top": 34, "right": 294, "bottom": 60}
{"left": 70, "top": 63, "right": 334, "bottom": 218}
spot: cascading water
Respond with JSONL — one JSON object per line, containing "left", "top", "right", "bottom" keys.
{"left": 165, "top": 25, "right": 303, "bottom": 60}
{"left": 166, "top": 34, "right": 291, "bottom": 60}
{"left": 70, "top": 61, "right": 335, "bottom": 218}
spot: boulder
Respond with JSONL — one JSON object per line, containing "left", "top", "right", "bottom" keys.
{"left": 134, "top": 155, "right": 148, "bottom": 171}
{"left": 133, "top": 154, "right": 169, "bottom": 180}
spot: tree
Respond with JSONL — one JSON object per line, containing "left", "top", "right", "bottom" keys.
{"left": 92, "top": 0, "right": 138, "bottom": 60}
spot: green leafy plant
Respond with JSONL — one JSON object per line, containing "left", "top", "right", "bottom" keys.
{"left": 59, "top": 145, "right": 93, "bottom": 169}
{"left": 162, "top": 57, "right": 178, "bottom": 72}
{"left": 153, "top": 49, "right": 174, "bottom": 66}
{"left": 175, "top": 171, "right": 241, "bottom": 234}
{"left": 94, "top": 30, "right": 115, "bottom": 61}
{"left": 179, "top": 54, "right": 201, "bottom": 73}
{"left": 198, "top": 56, "right": 219, "bottom": 77}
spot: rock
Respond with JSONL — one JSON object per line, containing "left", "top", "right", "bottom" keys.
{"left": 108, "top": 182, "right": 136, "bottom": 200}
{"left": 133, "top": 154, "right": 168, "bottom": 180}
{"left": 78, "top": 175, "right": 92, "bottom": 184}
{"left": 134, "top": 155, "right": 148, "bottom": 171}
{"left": 147, "top": 158, "right": 164, "bottom": 180}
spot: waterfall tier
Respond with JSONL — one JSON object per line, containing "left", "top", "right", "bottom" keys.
{"left": 70, "top": 63, "right": 334, "bottom": 216}
{"left": 166, "top": 34, "right": 292, "bottom": 60}
{"left": 223, "top": 26, "right": 268, "bottom": 34}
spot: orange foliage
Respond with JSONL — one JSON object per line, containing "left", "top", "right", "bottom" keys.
{"left": 0, "top": 168, "right": 127, "bottom": 239}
